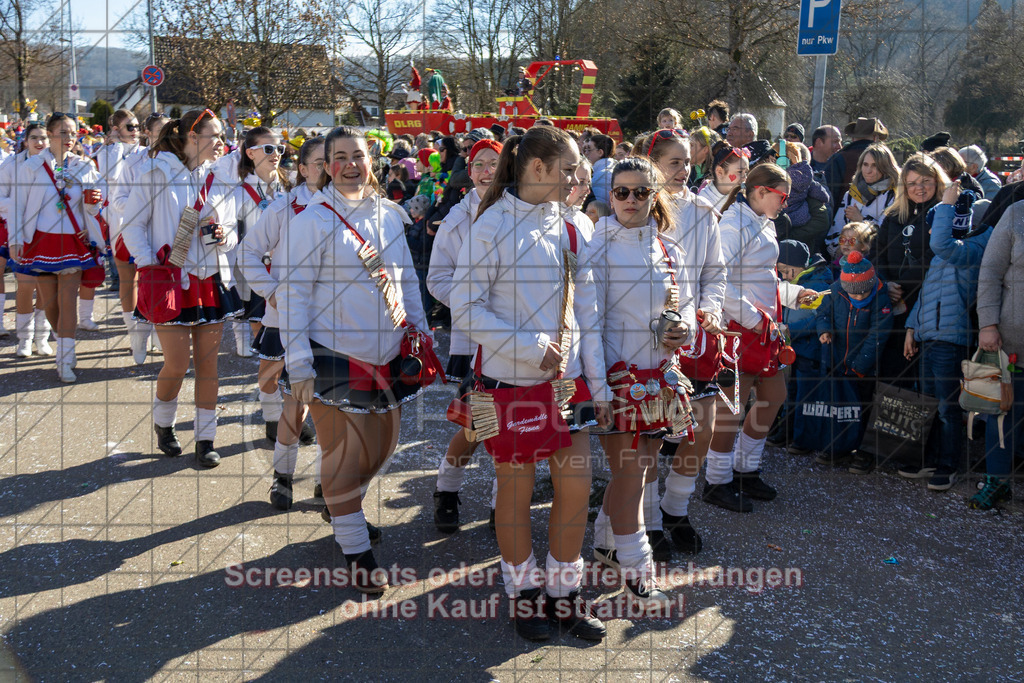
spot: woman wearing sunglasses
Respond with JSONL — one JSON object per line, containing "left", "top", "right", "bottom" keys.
{"left": 451, "top": 126, "right": 608, "bottom": 641}
{"left": 636, "top": 129, "right": 727, "bottom": 559}
{"left": 121, "top": 108, "right": 241, "bottom": 468}
{"left": 587, "top": 156, "right": 694, "bottom": 608}
{"left": 107, "top": 113, "right": 169, "bottom": 364}
{"left": 705, "top": 163, "right": 792, "bottom": 513}
{"left": 8, "top": 113, "right": 105, "bottom": 383}
{"left": 697, "top": 141, "right": 750, "bottom": 213}
{"left": 0, "top": 123, "right": 55, "bottom": 358}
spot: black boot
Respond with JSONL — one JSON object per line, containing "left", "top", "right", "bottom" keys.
{"left": 433, "top": 490, "right": 461, "bottom": 533}
{"left": 343, "top": 549, "right": 389, "bottom": 594}
{"left": 646, "top": 529, "right": 672, "bottom": 562}
{"left": 702, "top": 481, "right": 753, "bottom": 513}
{"left": 265, "top": 420, "right": 278, "bottom": 443}
{"left": 547, "top": 589, "right": 606, "bottom": 641}
{"left": 195, "top": 440, "right": 221, "bottom": 468}
{"left": 732, "top": 470, "right": 777, "bottom": 501}
{"left": 154, "top": 424, "right": 182, "bottom": 457}
{"left": 509, "top": 588, "right": 550, "bottom": 641}
{"left": 298, "top": 420, "right": 316, "bottom": 446}
{"left": 662, "top": 509, "right": 702, "bottom": 554}
{"left": 269, "top": 472, "right": 293, "bottom": 510}
{"left": 366, "top": 521, "right": 382, "bottom": 545}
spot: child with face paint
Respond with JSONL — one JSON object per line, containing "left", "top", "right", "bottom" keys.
{"left": 697, "top": 141, "right": 750, "bottom": 213}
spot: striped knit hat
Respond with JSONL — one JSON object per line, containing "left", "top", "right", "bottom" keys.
{"left": 840, "top": 251, "right": 877, "bottom": 295}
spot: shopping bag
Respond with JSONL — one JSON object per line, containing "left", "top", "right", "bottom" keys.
{"left": 859, "top": 381, "right": 939, "bottom": 462}
{"left": 792, "top": 368, "right": 865, "bottom": 455}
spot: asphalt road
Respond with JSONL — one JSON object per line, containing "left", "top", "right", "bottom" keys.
{"left": 1, "top": 285, "right": 1021, "bottom": 681}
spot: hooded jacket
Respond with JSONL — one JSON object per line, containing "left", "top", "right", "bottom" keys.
{"left": 719, "top": 197, "right": 780, "bottom": 328}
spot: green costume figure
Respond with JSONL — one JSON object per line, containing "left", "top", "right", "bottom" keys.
{"left": 425, "top": 68, "right": 446, "bottom": 104}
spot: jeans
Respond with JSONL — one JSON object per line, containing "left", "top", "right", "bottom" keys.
{"left": 919, "top": 341, "right": 969, "bottom": 470}
{"left": 983, "top": 373, "right": 1024, "bottom": 477}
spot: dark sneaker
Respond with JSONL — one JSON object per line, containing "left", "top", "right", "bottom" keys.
{"left": 815, "top": 451, "right": 854, "bottom": 467}
{"left": 593, "top": 547, "right": 619, "bottom": 570}
{"left": 702, "top": 482, "right": 753, "bottom": 513}
{"left": 968, "top": 475, "right": 1012, "bottom": 510}
{"left": 265, "top": 420, "right": 278, "bottom": 443}
{"left": 848, "top": 452, "right": 874, "bottom": 475}
{"left": 647, "top": 529, "right": 672, "bottom": 562}
{"left": 321, "top": 505, "right": 331, "bottom": 524}
{"left": 313, "top": 483, "right": 323, "bottom": 500}
{"left": 927, "top": 467, "right": 959, "bottom": 492}
{"left": 765, "top": 433, "right": 787, "bottom": 448}
{"left": 343, "top": 549, "right": 389, "bottom": 594}
{"left": 898, "top": 464, "right": 937, "bottom": 479}
{"left": 787, "top": 444, "right": 813, "bottom": 455}
{"left": 269, "top": 473, "right": 293, "bottom": 510}
{"left": 366, "top": 521, "right": 382, "bottom": 545}
{"left": 510, "top": 588, "right": 550, "bottom": 641}
{"left": 732, "top": 470, "right": 777, "bottom": 501}
{"left": 662, "top": 509, "right": 702, "bottom": 554}
{"left": 298, "top": 420, "right": 316, "bottom": 446}
{"left": 195, "top": 440, "right": 221, "bottom": 468}
{"left": 433, "top": 490, "right": 461, "bottom": 533}
{"left": 154, "top": 424, "right": 182, "bottom": 457}
{"left": 547, "top": 590, "right": 606, "bottom": 641}
{"left": 623, "top": 577, "right": 672, "bottom": 610}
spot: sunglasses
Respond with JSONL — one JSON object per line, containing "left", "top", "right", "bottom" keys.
{"left": 759, "top": 185, "right": 788, "bottom": 205}
{"left": 258, "top": 144, "right": 285, "bottom": 155}
{"left": 460, "top": 145, "right": 474, "bottom": 153}
{"left": 611, "top": 186, "right": 654, "bottom": 201}
{"left": 646, "top": 128, "right": 689, "bottom": 156}
{"left": 124, "top": 123, "right": 140, "bottom": 132}
{"left": 838, "top": 236, "right": 860, "bottom": 246}
{"left": 189, "top": 108, "right": 216, "bottom": 134}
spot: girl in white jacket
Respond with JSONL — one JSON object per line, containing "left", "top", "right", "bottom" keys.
{"left": 121, "top": 108, "right": 242, "bottom": 468}
{"left": 587, "top": 156, "right": 694, "bottom": 608}
{"left": 277, "top": 126, "right": 428, "bottom": 594}
{"left": 425, "top": 138, "right": 502, "bottom": 533}
{"left": 705, "top": 163, "right": 792, "bottom": 513}
{"left": 9, "top": 113, "right": 105, "bottom": 382}
{"left": 106, "top": 112, "right": 168, "bottom": 363}
{"left": 451, "top": 126, "right": 608, "bottom": 642}
{"left": 696, "top": 142, "right": 750, "bottom": 213}
{"left": 239, "top": 136, "right": 323, "bottom": 509}
{"left": 0, "top": 123, "right": 53, "bottom": 357}
{"left": 640, "top": 130, "right": 728, "bottom": 559}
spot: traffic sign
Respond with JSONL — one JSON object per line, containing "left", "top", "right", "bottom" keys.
{"left": 141, "top": 65, "right": 164, "bottom": 87}
{"left": 798, "top": 0, "right": 843, "bottom": 56}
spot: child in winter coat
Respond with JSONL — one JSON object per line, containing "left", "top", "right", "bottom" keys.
{"left": 784, "top": 158, "right": 832, "bottom": 253}
{"left": 405, "top": 193, "right": 435, "bottom": 318}
{"left": 815, "top": 251, "right": 894, "bottom": 471}
{"left": 900, "top": 181, "right": 993, "bottom": 492}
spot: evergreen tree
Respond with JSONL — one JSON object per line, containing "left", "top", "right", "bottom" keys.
{"left": 613, "top": 36, "right": 678, "bottom": 136}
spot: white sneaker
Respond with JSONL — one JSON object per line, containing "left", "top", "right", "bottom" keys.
{"left": 129, "top": 329, "right": 149, "bottom": 365}
{"left": 78, "top": 318, "right": 99, "bottom": 331}
{"left": 623, "top": 577, "right": 672, "bottom": 610}
{"left": 58, "top": 363, "right": 77, "bottom": 383}
{"left": 16, "top": 337, "right": 32, "bottom": 357}
{"left": 35, "top": 337, "right": 54, "bottom": 356}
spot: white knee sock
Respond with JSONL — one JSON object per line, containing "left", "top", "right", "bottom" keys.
{"left": 735, "top": 432, "right": 766, "bottom": 473}
{"left": 260, "top": 389, "right": 284, "bottom": 422}
{"left": 435, "top": 456, "right": 466, "bottom": 492}
{"left": 490, "top": 477, "right": 498, "bottom": 509}
{"left": 643, "top": 481, "right": 663, "bottom": 531}
{"left": 501, "top": 552, "right": 541, "bottom": 598}
{"left": 545, "top": 552, "right": 584, "bottom": 598}
{"left": 16, "top": 312, "right": 34, "bottom": 341}
{"left": 79, "top": 298, "right": 94, "bottom": 323}
{"left": 614, "top": 530, "right": 652, "bottom": 579}
{"left": 195, "top": 407, "right": 217, "bottom": 442}
{"left": 661, "top": 471, "right": 698, "bottom": 517}
{"left": 332, "top": 510, "right": 371, "bottom": 554}
{"left": 153, "top": 397, "right": 178, "bottom": 428}
{"left": 273, "top": 442, "right": 299, "bottom": 475}
{"left": 705, "top": 447, "right": 735, "bottom": 485}
{"left": 593, "top": 507, "right": 615, "bottom": 550}
{"left": 33, "top": 309, "right": 50, "bottom": 340}
{"left": 56, "top": 337, "right": 74, "bottom": 367}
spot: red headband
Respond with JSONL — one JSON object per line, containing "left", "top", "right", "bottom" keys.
{"left": 469, "top": 139, "right": 503, "bottom": 164}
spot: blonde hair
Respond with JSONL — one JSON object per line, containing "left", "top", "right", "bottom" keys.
{"left": 841, "top": 221, "right": 877, "bottom": 255}
{"left": 855, "top": 143, "right": 901, "bottom": 187}
{"left": 658, "top": 108, "right": 682, "bottom": 127}
{"left": 885, "top": 153, "right": 950, "bottom": 223}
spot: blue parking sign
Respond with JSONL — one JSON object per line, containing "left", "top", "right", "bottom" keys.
{"left": 798, "top": 0, "right": 843, "bottom": 56}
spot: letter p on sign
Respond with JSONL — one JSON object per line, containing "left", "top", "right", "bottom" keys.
{"left": 808, "top": 0, "right": 830, "bottom": 28}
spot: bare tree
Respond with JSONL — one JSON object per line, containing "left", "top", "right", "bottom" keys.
{"left": 0, "top": 0, "right": 61, "bottom": 119}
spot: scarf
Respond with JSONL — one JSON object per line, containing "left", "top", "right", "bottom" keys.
{"left": 848, "top": 176, "right": 893, "bottom": 205}
{"left": 848, "top": 281, "right": 880, "bottom": 309}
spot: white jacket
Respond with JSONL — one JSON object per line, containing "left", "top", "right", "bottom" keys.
{"left": 0, "top": 150, "right": 32, "bottom": 224}
{"left": 277, "top": 185, "right": 427, "bottom": 381}
{"left": 232, "top": 173, "right": 283, "bottom": 300}
{"left": 719, "top": 199, "right": 780, "bottom": 328}
{"left": 8, "top": 149, "right": 105, "bottom": 250}
{"left": 825, "top": 186, "right": 895, "bottom": 258}
{"left": 120, "top": 151, "right": 238, "bottom": 285}
{"left": 239, "top": 183, "right": 316, "bottom": 330}
{"left": 587, "top": 216, "right": 696, "bottom": 371}
{"left": 107, "top": 146, "right": 151, "bottom": 244}
{"left": 450, "top": 191, "right": 607, "bottom": 401}
{"left": 666, "top": 189, "right": 727, "bottom": 324}
{"left": 697, "top": 181, "right": 728, "bottom": 213}
{"left": 427, "top": 188, "right": 481, "bottom": 355}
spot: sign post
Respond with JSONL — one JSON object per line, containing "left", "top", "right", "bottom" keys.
{"left": 798, "top": 0, "right": 843, "bottom": 133}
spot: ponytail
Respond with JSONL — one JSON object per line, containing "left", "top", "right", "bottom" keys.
{"left": 476, "top": 135, "right": 522, "bottom": 219}
{"left": 476, "top": 125, "right": 573, "bottom": 220}
{"left": 149, "top": 108, "right": 215, "bottom": 164}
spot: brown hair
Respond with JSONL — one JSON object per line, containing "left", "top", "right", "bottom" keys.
{"left": 610, "top": 156, "right": 675, "bottom": 234}
{"left": 317, "top": 126, "right": 381, "bottom": 195}
{"left": 657, "top": 108, "right": 682, "bottom": 127}
{"left": 109, "top": 108, "right": 135, "bottom": 129}
{"left": 928, "top": 146, "right": 967, "bottom": 180}
{"left": 854, "top": 143, "right": 900, "bottom": 187}
{"left": 885, "top": 153, "right": 950, "bottom": 223}
{"left": 707, "top": 99, "right": 730, "bottom": 122}
{"left": 476, "top": 126, "right": 575, "bottom": 219}
{"left": 149, "top": 109, "right": 217, "bottom": 163}
{"left": 237, "top": 126, "right": 291, "bottom": 191}
{"left": 295, "top": 136, "right": 325, "bottom": 185}
{"left": 721, "top": 163, "right": 791, "bottom": 213}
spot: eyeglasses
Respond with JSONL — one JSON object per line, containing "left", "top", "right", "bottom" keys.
{"left": 611, "top": 186, "right": 654, "bottom": 201}
{"left": 258, "top": 144, "right": 285, "bottom": 155}
{"left": 906, "top": 179, "right": 936, "bottom": 189}
{"left": 189, "top": 108, "right": 216, "bottom": 134}
{"left": 759, "top": 185, "right": 789, "bottom": 205}
{"left": 460, "top": 144, "right": 474, "bottom": 154}
{"left": 838, "top": 236, "right": 859, "bottom": 246}
{"left": 646, "top": 128, "right": 689, "bottom": 156}
{"left": 124, "top": 123, "right": 139, "bottom": 132}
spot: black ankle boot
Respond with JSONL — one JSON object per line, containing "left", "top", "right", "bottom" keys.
{"left": 510, "top": 587, "right": 550, "bottom": 641}
{"left": 547, "top": 590, "right": 606, "bottom": 641}
{"left": 298, "top": 420, "right": 316, "bottom": 446}
{"left": 195, "top": 440, "right": 221, "bottom": 468}
{"left": 343, "top": 549, "right": 389, "bottom": 594}
{"left": 269, "top": 473, "right": 293, "bottom": 510}
{"left": 702, "top": 482, "right": 753, "bottom": 513}
{"left": 662, "top": 509, "right": 702, "bottom": 554}
{"left": 154, "top": 424, "right": 182, "bottom": 457}
{"left": 732, "top": 470, "right": 777, "bottom": 501}
{"left": 265, "top": 420, "right": 278, "bottom": 442}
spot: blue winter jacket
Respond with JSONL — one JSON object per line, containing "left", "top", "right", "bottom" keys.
{"left": 815, "top": 279, "right": 895, "bottom": 377}
{"left": 784, "top": 256, "right": 834, "bottom": 363}
{"left": 907, "top": 204, "right": 993, "bottom": 347}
